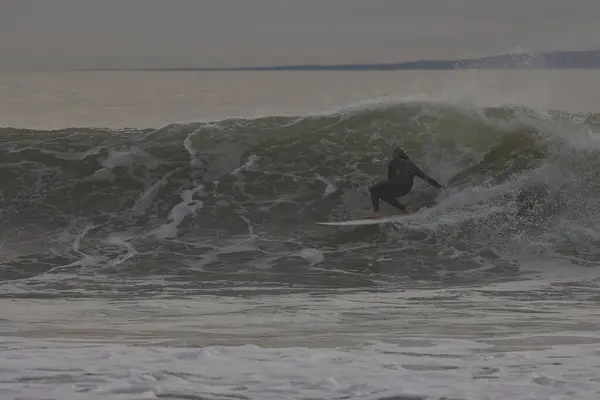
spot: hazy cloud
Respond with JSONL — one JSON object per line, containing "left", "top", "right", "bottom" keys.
{"left": 1, "top": 0, "right": 599, "bottom": 69}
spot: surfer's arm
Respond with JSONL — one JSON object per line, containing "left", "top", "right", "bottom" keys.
{"left": 415, "top": 166, "right": 443, "bottom": 189}
{"left": 387, "top": 162, "right": 393, "bottom": 179}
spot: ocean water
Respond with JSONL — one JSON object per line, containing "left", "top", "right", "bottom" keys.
{"left": 2, "top": 70, "right": 600, "bottom": 400}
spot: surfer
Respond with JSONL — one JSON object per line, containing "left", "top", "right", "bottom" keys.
{"left": 369, "top": 147, "right": 443, "bottom": 218}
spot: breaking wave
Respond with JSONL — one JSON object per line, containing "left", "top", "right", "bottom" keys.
{"left": 2, "top": 101, "right": 600, "bottom": 291}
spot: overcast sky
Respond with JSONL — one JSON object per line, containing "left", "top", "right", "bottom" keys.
{"left": 1, "top": 0, "right": 599, "bottom": 69}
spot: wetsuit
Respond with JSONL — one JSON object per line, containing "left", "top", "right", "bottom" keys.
{"left": 369, "top": 157, "right": 442, "bottom": 212}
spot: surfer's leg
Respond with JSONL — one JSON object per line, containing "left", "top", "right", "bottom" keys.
{"left": 380, "top": 183, "right": 411, "bottom": 212}
{"left": 370, "top": 181, "right": 408, "bottom": 213}
{"left": 379, "top": 195, "right": 407, "bottom": 212}
{"left": 369, "top": 182, "right": 383, "bottom": 212}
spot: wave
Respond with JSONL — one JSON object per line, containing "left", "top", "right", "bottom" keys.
{"left": 2, "top": 101, "right": 600, "bottom": 286}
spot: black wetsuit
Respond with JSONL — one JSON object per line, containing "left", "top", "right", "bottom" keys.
{"left": 369, "top": 157, "right": 442, "bottom": 212}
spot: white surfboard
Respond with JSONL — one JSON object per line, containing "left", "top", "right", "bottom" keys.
{"left": 317, "top": 213, "right": 413, "bottom": 226}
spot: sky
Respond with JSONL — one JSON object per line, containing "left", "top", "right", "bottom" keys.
{"left": 1, "top": 0, "right": 599, "bottom": 69}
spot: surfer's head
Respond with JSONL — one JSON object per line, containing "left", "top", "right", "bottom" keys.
{"left": 393, "top": 147, "right": 408, "bottom": 159}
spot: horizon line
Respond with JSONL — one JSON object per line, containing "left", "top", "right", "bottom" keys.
{"left": 79, "top": 47, "right": 600, "bottom": 72}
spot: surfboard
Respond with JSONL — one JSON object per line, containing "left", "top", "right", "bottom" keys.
{"left": 317, "top": 213, "right": 413, "bottom": 226}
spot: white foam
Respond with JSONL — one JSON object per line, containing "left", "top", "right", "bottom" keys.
{"left": 85, "top": 167, "right": 116, "bottom": 183}
{"left": 154, "top": 186, "right": 205, "bottom": 240}
{"left": 299, "top": 248, "right": 324, "bottom": 265}
{"left": 2, "top": 338, "right": 600, "bottom": 400}
{"left": 101, "top": 146, "right": 158, "bottom": 170}
{"left": 102, "top": 233, "right": 138, "bottom": 268}
{"left": 315, "top": 174, "right": 338, "bottom": 197}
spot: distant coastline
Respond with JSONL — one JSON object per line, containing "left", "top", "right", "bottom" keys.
{"left": 86, "top": 48, "right": 600, "bottom": 71}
